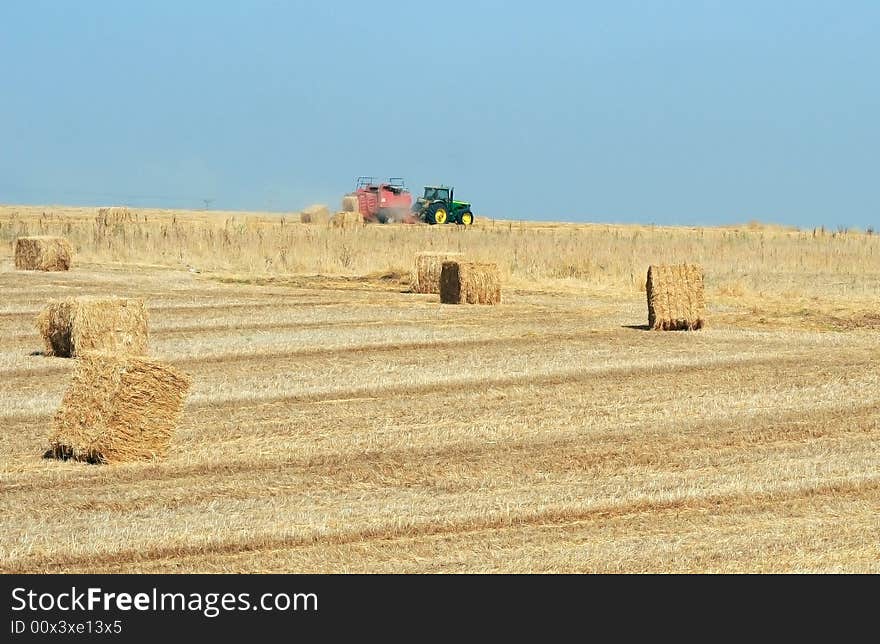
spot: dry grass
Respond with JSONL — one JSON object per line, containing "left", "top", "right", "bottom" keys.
{"left": 1, "top": 204, "right": 879, "bottom": 573}
{"left": 3, "top": 206, "right": 880, "bottom": 310}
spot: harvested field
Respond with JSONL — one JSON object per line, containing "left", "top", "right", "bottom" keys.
{"left": 1, "top": 206, "right": 880, "bottom": 573}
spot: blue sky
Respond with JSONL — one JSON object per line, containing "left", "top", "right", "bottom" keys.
{"left": 1, "top": 1, "right": 877, "bottom": 227}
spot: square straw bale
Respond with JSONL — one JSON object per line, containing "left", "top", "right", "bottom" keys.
{"left": 300, "top": 204, "right": 331, "bottom": 224}
{"left": 439, "top": 261, "right": 501, "bottom": 304}
{"left": 342, "top": 195, "right": 360, "bottom": 212}
{"left": 414, "top": 252, "right": 464, "bottom": 294}
{"left": 646, "top": 263, "right": 706, "bottom": 330}
{"left": 331, "top": 211, "right": 364, "bottom": 228}
{"left": 14, "top": 236, "right": 73, "bottom": 271}
{"left": 36, "top": 296, "right": 149, "bottom": 357}
{"left": 46, "top": 354, "right": 191, "bottom": 464}
{"left": 96, "top": 206, "right": 145, "bottom": 225}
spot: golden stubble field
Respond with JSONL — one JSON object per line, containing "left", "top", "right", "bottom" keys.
{"left": 1, "top": 205, "right": 879, "bottom": 573}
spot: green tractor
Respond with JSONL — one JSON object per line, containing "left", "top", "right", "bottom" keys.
{"left": 412, "top": 185, "right": 474, "bottom": 225}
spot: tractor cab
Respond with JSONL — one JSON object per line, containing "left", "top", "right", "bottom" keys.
{"left": 423, "top": 186, "right": 452, "bottom": 202}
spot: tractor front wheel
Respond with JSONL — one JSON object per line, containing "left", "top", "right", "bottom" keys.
{"left": 428, "top": 204, "right": 448, "bottom": 225}
{"left": 458, "top": 211, "right": 474, "bottom": 226}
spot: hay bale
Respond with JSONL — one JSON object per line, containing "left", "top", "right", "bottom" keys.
{"left": 414, "top": 251, "right": 464, "bottom": 294}
{"left": 300, "top": 204, "right": 331, "bottom": 224}
{"left": 46, "top": 354, "right": 191, "bottom": 464}
{"left": 331, "top": 211, "right": 364, "bottom": 228}
{"left": 439, "top": 261, "right": 501, "bottom": 305}
{"left": 646, "top": 263, "right": 706, "bottom": 330}
{"left": 342, "top": 195, "right": 360, "bottom": 212}
{"left": 96, "top": 206, "right": 144, "bottom": 225}
{"left": 36, "top": 296, "right": 149, "bottom": 358}
{"left": 14, "top": 236, "right": 73, "bottom": 271}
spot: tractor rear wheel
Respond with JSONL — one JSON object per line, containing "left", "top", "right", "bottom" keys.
{"left": 428, "top": 204, "right": 448, "bottom": 225}
{"left": 458, "top": 211, "right": 474, "bottom": 226}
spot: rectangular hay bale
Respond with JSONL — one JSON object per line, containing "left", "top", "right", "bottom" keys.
{"left": 646, "top": 263, "right": 706, "bottom": 330}
{"left": 96, "top": 206, "right": 145, "bottom": 225}
{"left": 300, "top": 204, "right": 331, "bottom": 224}
{"left": 341, "top": 195, "right": 360, "bottom": 212}
{"left": 14, "top": 236, "right": 73, "bottom": 271}
{"left": 46, "top": 354, "right": 191, "bottom": 463}
{"left": 439, "top": 261, "right": 501, "bottom": 305}
{"left": 331, "top": 211, "right": 364, "bottom": 228}
{"left": 414, "top": 251, "right": 464, "bottom": 294}
{"left": 36, "top": 296, "right": 149, "bottom": 357}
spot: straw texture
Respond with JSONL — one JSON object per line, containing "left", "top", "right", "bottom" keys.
{"left": 331, "top": 211, "right": 364, "bottom": 228}
{"left": 414, "top": 252, "right": 465, "bottom": 294}
{"left": 46, "top": 354, "right": 191, "bottom": 464}
{"left": 14, "top": 236, "right": 73, "bottom": 271}
{"left": 439, "top": 261, "right": 501, "bottom": 304}
{"left": 341, "top": 195, "right": 360, "bottom": 213}
{"left": 646, "top": 263, "right": 706, "bottom": 330}
{"left": 300, "top": 204, "right": 331, "bottom": 224}
{"left": 36, "top": 296, "right": 149, "bottom": 357}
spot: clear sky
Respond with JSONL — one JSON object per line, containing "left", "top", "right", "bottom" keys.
{"left": 1, "top": 1, "right": 877, "bottom": 227}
